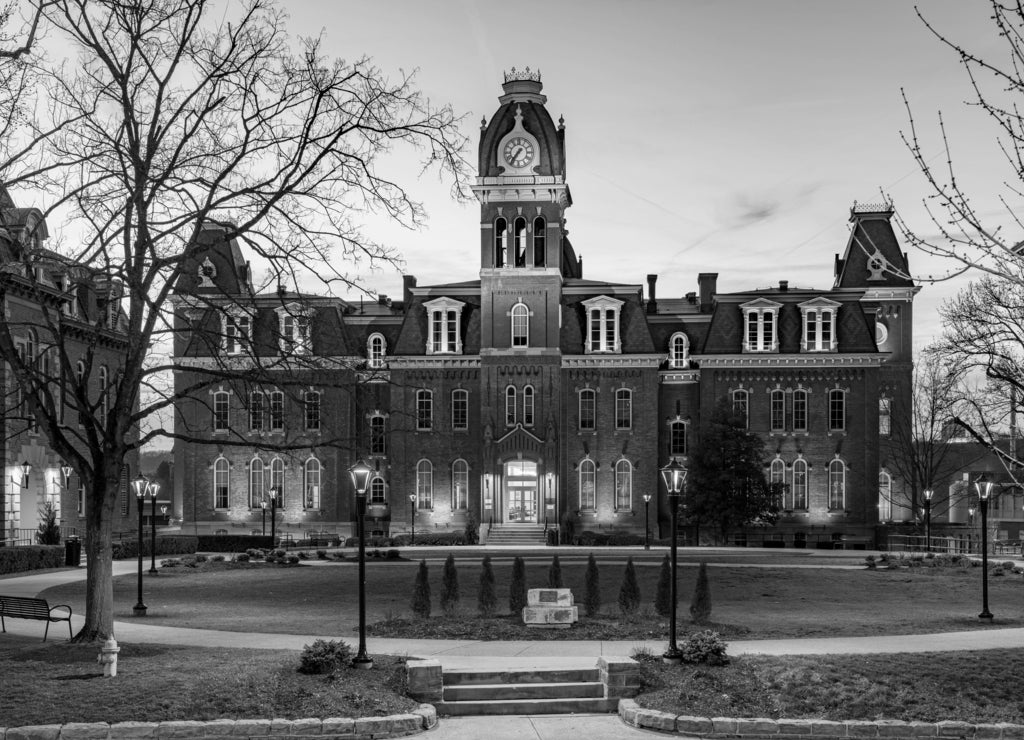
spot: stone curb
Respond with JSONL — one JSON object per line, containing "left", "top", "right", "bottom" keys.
{"left": 618, "top": 699, "right": 1024, "bottom": 739}
{"left": 0, "top": 704, "right": 437, "bottom": 740}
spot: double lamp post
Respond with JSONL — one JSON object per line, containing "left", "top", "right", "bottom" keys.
{"left": 131, "top": 475, "right": 161, "bottom": 616}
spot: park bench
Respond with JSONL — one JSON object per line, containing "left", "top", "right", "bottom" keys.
{"left": 306, "top": 531, "right": 338, "bottom": 547}
{"left": 0, "top": 595, "right": 73, "bottom": 641}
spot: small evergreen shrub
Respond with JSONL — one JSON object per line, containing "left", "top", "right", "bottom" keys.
{"left": 441, "top": 553, "right": 460, "bottom": 617}
{"left": 464, "top": 511, "right": 479, "bottom": 545}
{"left": 385, "top": 549, "right": 401, "bottom": 560}
{"left": 298, "top": 639, "right": 352, "bottom": 674}
{"left": 548, "top": 555, "right": 564, "bottom": 589}
{"left": 194, "top": 554, "right": 208, "bottom": 563}
{"left": 478, "top": 555, "right": 497, "bottom": 617}
{"left": 680, "top": 629, "right": 729, "bottom": 665}
{"left": 864, "top": 555, "right": 876, "bottom": 569}
{"left": 509, "top": 556, "right": 527, "bottom": 615}
{"left": 618, "top": 557, "right": 641, "bottom": 614}
{"left": 411, "top": 559, "right": 431, "bottom": 618}
{"left": 210, "top": 554, "right": 225, "bottom": 562}
{"left": 584, "top": 553, "right": 601, "bottom": 616}
{"left": 160, "top": 558, "right": 182, "bottom": 567}
{"left": 654, "top": 554, "right": 672, "bottom": 617}
{"left": 316, "top": 550, "right": 327, "bottom": 559}
{"left": 690, "top": 560, "right": 712, "bottom": 625}
{"left": 287, "top": 554, "right": 300, "bottom": 564}
{"left": 235, "top": 553, "right": 250, "bottom": 563}
{"left": 36, "top": 501, "right": 61, "bottom": 545}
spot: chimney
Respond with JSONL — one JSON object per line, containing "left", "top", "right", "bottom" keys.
{"left": 378, "top": 294, "right": 389, "bottom": 306}
{"left": 685, "top": 292, "right": 697, "bottom": 304}
{"left": 403, "top": 275, "right": 417, "bottom": 306}
{"left": 698, "top": 272, "right": 718, "bottom": 311}
{"left": 646, "top": 274, "right": 657, "bottom": 314}
{"left": 779, "top": 280, "right": 788, "bottom": 291}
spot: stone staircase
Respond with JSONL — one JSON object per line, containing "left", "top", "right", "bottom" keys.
{"left": 484, "top": 524, "right": 547, "bottom": 546}
{"left": 435, "top": 666, "right": 619, "bottom": 716}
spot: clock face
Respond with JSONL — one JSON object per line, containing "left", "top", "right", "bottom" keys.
{"left": 503, "top": 137, "right": 534, "bottom": 168}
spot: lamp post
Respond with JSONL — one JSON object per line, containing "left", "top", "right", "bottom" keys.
{"left": 261, "top": 500, "right": 267, "bottom": 536}
{"left": 409, "top": 493, "right": 416, "bottom": 546}
{"left": 975, "top": 479, "right": 994, "bottom": 621}
{"left": 923, "top": 488, "right": 933, "bottom": 553}
{"left": 968, "top": 506, "right": 976, "bottom": 555}
{"left": 20, "top": 460, "right": 31, "bottom": 488}
{"left": 660, "top": 459, "right": 687, "bottom": 664}
{"left": 268, "top": 487, "right": 279, "bottom": 547}
{"left": 131, "top": 475, "right": 148, "bottom": 616}
{"left": 643, "top": 493, "right": 652, "bottom": 550}
{"left": 148, "top": 481, "right": 161, "bottom": 574}
{"left": 348, "top": 459, "right": 373, "bottom": 669}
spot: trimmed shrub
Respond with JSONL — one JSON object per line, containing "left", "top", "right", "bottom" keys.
{"left": 478, "top": 555, "right": 497, "bottom": 617}
{"left": 112, "top": 535, "right": 198, "bottom": 560}
{"left": 680, "top": 629, "right": 729, "bottom": 665}
{"left": 234, "top": 553, "right": 251, "bottom": 563}
{"left": 654, "top": 554, "right": 672, "bottom": 617}
{"left": 385, "top": 549, "right": 401, "bottom": 560}
{"left": 618, "top": 557, "right": 641, "bottom": 614}
{"left": 298, "top": 639, "right": 352, "bottom": 674}
{"left": 411, "top": 559, "right": 431, "bottom": 618}
{"left": 464, "top": 511, "right": 479, "bottom": 545}
{"left": 316, "top": 550, "right": 327, "bottom": 559}
{"left": 690, "top": 560, "right": 712, "bottom": 625}
{"left": 441, "top": 553, "right": 460, "bottom": 616}
{"left": 548, "top": 555, "right": 564, "bottom": 589}
{"left": 0, "top": 545, "right": 63, "bottom": 574}
{"left": 36, "top": 501, "right": 61, "bottom": 545}
{"left": 509, "top": 556, "right": 527, "bottom": 615}
{"left": 584, "top": 553, "right": 601, "bottom": 616}
{"left": 388, "top": 532, "right": 467, "bottom": 547}
{"left": 196, "top": 534, "right": 273, "bottom": 552}
{"left": 210, "top": 554, "right": 225, "bottom": 562}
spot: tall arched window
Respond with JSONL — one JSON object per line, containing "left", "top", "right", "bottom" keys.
{"left": 416, "top": 389, "right": 433, "bottom": 430}
{"left": 370, "top": 415, "right": 387, "bottom": 456}
{"left": 579, "top": 459, "right": 596, "bottom": 511}
{"left": 669, "top": 420, "right": 687, "bottom": 456}
{"left": 878, "top": 472, "right": 892, "bottom": 521}
{"left": 270, "top": 457, "right": 285, "bottom": 506}
{"left": 669, "top": 333, "right": 689, "bottom": 368}
{"left": 829, "top": 458, "right": 846, "bottom": 510}
{"left": 494, "top": 217, "right": 507, "bottom": 267}
{"left": 249, "top": 457, "right": 264, "bottom": 508}
{"left": 369, "top": 476, "right": 386, "bottom": 504}
{"left": 367, "top": 333, "right": 387, "bottom": 368}
{"left": 513, "top": 217, "right": 527, "bottom": 266}
{"left": 533, "top": 217, "right": 546, "bottom": 266}
{"left": 416, "top": 460, "right": 433, "bottom": 509}
{"left": 770, "top": 459, "right": 786, "bottom": 508}
{"left": 213, "top": 457, "right": 229, "bottom": 509}
{"left": 505, "top": 385, "right": 517, "bottom": 427}
{"left": 615, "top": 388, "right": 632, "bottom": 430}
{"left": 732, "top": 388, "right": 749, "bottom": 429}
{"left": 614, "top": 459, "right": 632, "bottom": 511}
{"left": 522, "top": 385, "right": 535, "bottom": 427}
{"left": 792, "top": 459, "right": 808, "bottom": 510}
{"left": 305, "top": 458, "right": 321, "bottom": 509}
{"left": 579, "top": 389, "right": 596, "bottom": 430}
{"left": 511, "top": 303, "right": 529, "bottom": 347}
{"left": 452, "top": 459, "right": 469, "bottom": 510}
{"left": 213, "top": 389, "right": 229, "bottom": 431}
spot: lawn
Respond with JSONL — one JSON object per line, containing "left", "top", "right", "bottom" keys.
{"left": 37, "top": 553, "right": 1024, "bottom": 639}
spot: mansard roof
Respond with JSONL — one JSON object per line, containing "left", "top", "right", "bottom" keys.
{"left": 834, "top": 204, "right": 915, "bottom": 290}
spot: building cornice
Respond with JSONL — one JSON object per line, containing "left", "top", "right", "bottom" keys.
{"left": 388, "top": 356, "right": 482, "bottom": 370}
{"left": 660, "top": 370, "right": 701, "bottom": 384}
{"left": 561, "top": 354, "right": 662, "bottom": 369}
{"left": 858, "top": 286, "right": 921, "bottom": 303}
{"left": 692, "top": 353, "right": 886, "bottom": 368}
{"left": 173, "top": 355, "right": 360, "bottom": 372}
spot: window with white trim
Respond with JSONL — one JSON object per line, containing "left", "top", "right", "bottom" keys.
{"left": 741, "top": 300, "right": 780, "bottom": 352}
{"left": 304, "top": 390, "right": 320, "bottom": 431}
{"left": 451, "top": 389, "right": 468, "bottom": 431}
{"left": 416, "top": 459, "right": 432, "bottom": 508}
{"left": 225, "top": 313, "right": 251, "bottom": 355}
{"left": 533, "top": 217, "right": 546, "bottom": 266}
{"left": 523, "top": 385, "right": 535, "bottom": 427}
{"left": 732, "top": 389, "right": 749, "bottom": 429}
{"left": 800, "top": 298, "right": 839, "bottom": 352}
{"left": 793, "top": 389, "right": 808, "bottom": 432}
{"left": 791, "top": 459, "right": 808, "bottom": 510}
{"left": 513, "top": 217, "right": 527, "bottom": 267}
{"left": 452, "top": 459, "right": 469, "bottom": 510}
{"left": 582, "top": 296, "right": 623, "bottom": 354}
{"left": 249, "top": 457, "right": 264, "bottom": 508}
{"left": 511, "top": 303, "right": 529, "bottom": 347}
{"left": 213, "top": 457, "right": 229, "bottom": 509}
{"left": 424, "top": 297, "right": 465, "bottom": 354}
{"left": 829, "top": 458, "right": 846, "bottom": 510}
{"left": 249, "top": 391, "right": 264, "bottom": 432}
{"left": 770, "top": 458, "right": 786, "bottom": 508}
{"left": 270, "top": 457, "right": 285, "bottom": 504}
{"left": 669, "top": 420, "right": 687, "bottom": 456}
{"left": 615, "top": 388, "right": 632, "bottom": 430}
{"left": 369, "top": 476, "right": 386, "bottom": 504}
{"left": 416, "top": 389, "right": 433, "bottom": 431}
{"left": 579, "top": 459, "right": 596, "bottom": 511}
{"left": 669, "top": 333, "right": 689, "bottom": 368}
{"left": 367, "top": 333, "right": 386, "bottom": 368}
{"left": 829, "top": 389, "right": 846, "bottom": 432}
{"left": 579, "top": 388, "right": 596, "bottom": 430}
{"left": 370, "top": 414, "right": 387, "bottom": 455}
{"left": 505, "top": 385, "right": 517, "bottom": 427}
{"left": 614, "top": 459, "right": 632, "bottom": 511}
{"left": 213, "top": 390, "right": 229, "bottom": 431}
{"left": 305, "top": 458, "right": 321, "bottom": 509}
{"left": 494, "top": 217, "right": 507, "bottom": 267}
{"left": 878, "top": 472, "right": 892, "bottom": 521}
{"left": 280, "top": 312, "right": 311, "bottom": 355}
{"left": 269, "top": 390, "right": 284, "bottom": 432}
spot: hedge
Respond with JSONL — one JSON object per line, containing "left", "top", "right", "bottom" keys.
{"left": 0, "top": 545, "right": 64, "bottom": 574}
{"left": 112, "top": 535, "right": 198, "bottom": 559}
{"left": 346, "top": 532, "right": 469, "bottom": 548}
{"left": 571, "top": 530, "right": 645, "bottom": 547}
{"left": 195, "top": 534, "right": 274, "bottom": 552}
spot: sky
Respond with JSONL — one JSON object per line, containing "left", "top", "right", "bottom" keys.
{"left": 277, "top": 0, "right": 1006, "bottom": 352}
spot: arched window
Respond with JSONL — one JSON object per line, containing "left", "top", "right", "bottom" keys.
{"left": 369, "top": 476, "right": 386, "bottom": 504}
{"left": 249, "top": 457, "right": 264, "bottom": 508}
{"left": 669, "top": 333, "right": 689, "bottom": 368}
{"left": 452, "top": 459, "right": 469, "bottom": 510}
{"left": 615, "top": 388, "right": 632, "bottom": 430}
{"left": 878, "top": 472, "right": 892, "bottom": 521}
{"left": 213, "top": 457, "right": 229, "bottom": 509}
{"left": 732, "top": 389, "right": 749, "bottom": 429}
{"left": 368, "top": 333, "right": 386, "bottom": 369}
{"left": 511, "top": 303, "right": 529, "bottom": 347}
{"left": 213, "top": 389, "right": 229, "bottom": 431}
{"left": 770, "top": 389, "right": 785, "bottom": 432}
{"left": 770, "top": 459, "right": 786, "bottom": 508}
{"left": 270, "top": 457, "right": 285, "bottom": 506}
{"left": 533, "top": 217, "right": 546, "bottom": 266}
{"left": 513, "top": 217, "right": 527, "bottom": 266}
{"left": 669, "top": 420, "right": 687, "bottom": 456}
{"left": 494, "top": 217, "right": 507, "bottom": 267}
{"left": 829, "top": 389, "right": 846, "bottom": 432}
{"left": 614, "top": 459, "right": 632, "bottom": 511}
{"left": 579, "top": 388, "right": 596, "bottom": 430}
{"left": 579, "top": 459, "right": 596, "bottom": 511}
{"left": 793, "top": 389, "right": 808, "bottom": 432}
{"left": 370, "top": 415, "right": 387, "bottom": 456}
{"left": 505, "top": 385, "right": 517, "bottom": 427}
{"left": 451, "top": 389, "right": 468, "bottom": 431}
{"left": 304, "top": 390, "right": 320, "bottom": 431}
{"left": 792, "top": 459, "right": 808, "bottom": 510}
{"left": 523, "top": 385, "right": 535, "bottom": 427}
{"left": 416, "top": 389, "right": 433, "bottom": 430}
{"left": 829, "top": 458, "right": 846, "bottom": 510}
{"left": 305, "top": 458, "right": 321, "bottom": 509}
{"left": 416, "top": 460, "right": 433, "bottom": 509}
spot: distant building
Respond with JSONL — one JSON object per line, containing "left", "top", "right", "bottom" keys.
{"left": 172, "top": 72, "right": 917, "bottom": 548}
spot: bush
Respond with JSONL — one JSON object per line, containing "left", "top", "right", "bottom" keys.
{"left": 0, "top": 546, "right": 63, "bottom": 574}
{"left": 584, "top": 553, "right": 601, "bottom": 617}
{"left": 234, "top": 553, "right": 250, "bottom": 563}
{"left": 298, "top": 639, "right": 352, "bottom": 674}
{"left": 654, "top": 554, "right": 672, "bottom": 617}
{"left": 210, "top": 554, "right": 225, "bottom": 562}
{"left": 680, "top": 629, "right": 729, "bottom": 666}
{"left": 112, "top": 535, "right": 198, "bottom": 560}
{"left": 411, "top": 559, "right": 431, "bottom": 618}
{"left": 690, "top": 560, "right": 712, "bottom": 625}
{"left": 545, "top": 528, "right": 558, "bottom": 546}
{"left": 441, "top": 553, "right": 460, "bottom": 617}
{"left": 864, "top": 555, "right": 877, "bottom": 569}
{"left": 287, "top": 554, "right": 300, "bottom": 564}
{"left": 36, "top": 501, "right": 61, "bottom": 545}
{"left": 478, "top": 555, "right": 496, "bottom": 617}
{"left": 509, "top": 556, "right": 527, "bottom": 615}
{"left": 618, "top": 557, "right": 641, "bottom": 614}
{"left": 387, "top": 532, "right": 467, "bottom": 547}
{"left": 316, "top": 550, "right": 327, "bottom": 560}
{"left": 548, "top": 555, "right": 564, "bottom": 589}
{"left": 195, "top": 534, "right": 273, "bottom": 552}
{"left": 464, "top": 511, "right": 479, "bottom": 546}
{"left": 161, "top": 558, "right": 182, "bottom": 567}
{"left": 246, "top": 548, "right": 263, "bottom": 559}
{"left": 194, "top": 553, "right": 208, "bottom": 563}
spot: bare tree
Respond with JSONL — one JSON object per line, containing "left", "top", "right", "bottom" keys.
{"left": 0, "top": 0, "right": 469, "bottom": 642}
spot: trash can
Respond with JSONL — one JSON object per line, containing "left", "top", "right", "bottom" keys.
{"left": 64, "top": 536, "right": 82, "bottom": 567}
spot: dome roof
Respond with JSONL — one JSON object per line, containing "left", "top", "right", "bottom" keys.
{"left": 478, "top": 71, "right": 564, "bottom": 178}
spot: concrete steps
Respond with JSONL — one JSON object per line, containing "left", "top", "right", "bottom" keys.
{"left": 437, "top": 667, "right": 616, "bottom": 716}
{"left": 485, "top": 525, "right": 547, "bottom": 546}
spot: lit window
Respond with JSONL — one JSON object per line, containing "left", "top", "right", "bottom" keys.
{"left": 424, "top": 297, "right": 465, "bottom": 354}
{"left": 505, "top": 386, "right": 517, "bottom": 427}
{"left": 416, "top": 459, "right": 433, "bottom": 509}
{"left": 770, "top": 389, "right": 785, "bottom": 432}
{"left": 732, "top": 389, "right": 749, "bottom": 429}
{"left": 451, "top": 389, "right": 468, "bottom": 431}
{"left": 370, "top": 476, "right": 386, "bottom": 504}
{"left": 793, "top": 390, "right": 808, "bottom": 432}
{"left": 513, "top": 217, "right": 527, "bottom": 267}
{"left": 579, "top": 389, "right": 595, "bottom": 430}
{"left": 269, "top": 391, "right": 284, "bottom": 432}
{"left": 579, "top": 459, "right": 596, "bottom": 510}
{"left": 270, "top": 458, "right": 285, "bottom": 505}
{"left": 305, "top": 458, "right": 321, "bottom": 509}
{"left": 791, "top": 459, "right": 808, "bottom": 509}
{"left": 615, "top": 459, "right": 632, "bottom": 510}
{"left": 280, "top": 311, "right": 311, "bottom": 355}
{"left": 533, "top": 217, "right": 546, "bottom": 266}
{"left": 741, "top": 300, "right": 780, "bottom": 352}
{"left": 829, "top": 389, "right": 846, "bottom": 432}
{"left": 511, "top": 303, "right": 529, "bottom": 347}
{"left": 249, "top": 391, "right": 264, "bottom": 432}
{"left": 494, "top": 217, "right": 507, "bottom": 267}
{"left": 582, "top": 296, "right": 623, "bottom": 353}
{"left": 213, "top": 457, "right": 229, "bottom": 509}
{"left": 770, "top": 459, "right": 786, "bottom": 508}
{"left": 370, "top": 415, "right": 387, "bottom": 455}
{"left": 829, "top": 458, "right": 846, "bottom": 510}
{"left": 878, "top": 472, "right": 892, "bottom": 520}
{"left": 800, "top": 298, "right": 840, "bottom": 352}
{"left": 249, "top": 458, "right": 264, "bottom": 508}
{"left": 669, "top": 420, "right": 687, "bottom": 456}
{"left": 368, "top": 333, "right": 387, "bottom": 368}
{"left": 669, "top": 333, "right": 689, "bottom": 368}
{"left": 615, "top": 388, "right": 632, "bottom": 430}
{"left": 523, "top": 386, "right": 535, "bottom": 427}
{"left": 452, "top": 459, "right": 469, "bottom": 510}
{"left": 416, "top": 389, "right": 433, "bottom": 431}
{"left": 304, "top": 390, "right": 320, "bottom": 431}
{"left": 879, "top": 397, "right": 891, "bottom": 437}
{"left": 213, "top": 390, "right": 229, "bottom": 431}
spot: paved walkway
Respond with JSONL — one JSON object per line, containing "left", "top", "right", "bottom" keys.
{"left": 3, "top": 555, "right": 1020, "bottom": 739}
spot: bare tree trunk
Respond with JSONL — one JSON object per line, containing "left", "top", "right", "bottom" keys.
{"left": 74, "top": 471, "right": 118, "bottom": 642}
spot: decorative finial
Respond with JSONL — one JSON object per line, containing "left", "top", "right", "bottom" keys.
{"left": 480, "top": 115, "right": 487, "bottom": 130}
{"left": 503, "top": 66, "right": 542, "bottom": 83}
{"left": 558, "top": 114, "right": 565, "bottom": 131}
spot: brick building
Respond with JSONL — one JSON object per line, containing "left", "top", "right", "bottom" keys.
{"left": 172, "top": 71, "right": 917, "bottom": 547}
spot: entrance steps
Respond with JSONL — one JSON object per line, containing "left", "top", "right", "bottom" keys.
{"left": 484, "top": 524, "right": 547, "bottom": 546}
{"left": 436, "top": 667, "right": 618, "bottom": 716}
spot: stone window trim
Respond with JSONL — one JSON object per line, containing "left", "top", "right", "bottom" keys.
{"left": 668, "top": 332, "right": 690, "bottom": 369}
{"left": 828, "top": 456, "right": 848, "bottom": 511}
{"left": 451, "top": 389, "right": 469, "bottom": 432}
{"left": 367, "top": 332, "right": 387, "bottom": 368}
{"left": 505, "top": 385, "right": 517, "bottom": 427}
{"left": 509, "top": 301, "right": 531, "bottom": 348}
{"left": 223, "top": 306, "right": 255, "bottom": 356}
{"left": 740, "top": 298, "right": 781, "bottom": 353}
{"left": 878, "top": 470, "right": 893, "bottom": 522}
{"left": 799, "top": 297, "right": 840, "bottom": 353}
{"left": 416, "top": 389, "right": 433, "bottom": 431}
{"left": 304, "top": 457, "right": 322, "bottom": 510}
{"left": 577, "top": 386, "right": 597, "bottom": 432}
{"left": 827, "top": 385, "right": 849, "bottom": 434}
{"left": 667, "top": 417, "right": 689, "bottom": 457}
{"left": 267, "top": 389, "right": 285, "bottom": 434}
{"left": 276, "top": 303, "right": 312, "bottom": 356}
{"left": 369, "top": 475, "right": 387, "bottom": 504}
{"left": 248, "top": 455, "right": 265, "bottom": 509}
{"left": 731, "top": 386, "right": 750, "bottom": 429}
{"left": 615, "top": 387, "right": 633, "bottom": 431}
{"left": 416, "top": 459, "right": 433, "bottom": 510}
{"left": 452, "top": 458, "right": 470, "bottom": 510}
{"left": 578, "top": 456, "right": 597, "bottom": 512}
{"left": 212, "top": 456, "right": 230, "bottom": 510}
{"left": 211, "top": 386, "right": 232, "bottom": 434}
{"left": 582, "top": 295, "right": 623, "bottom": 354}
{"left": 768, "top": 387, "right": 786, "bottom": 433}
{"left": 423, "top": 296, "right": 465, "bottom": 355}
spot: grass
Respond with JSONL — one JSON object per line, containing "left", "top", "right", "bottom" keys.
{"left": 634, "top": 649, "right": 1024, "bottom": 723}
{"left": 0, "top": 636, "right": 415, "bottom": 728}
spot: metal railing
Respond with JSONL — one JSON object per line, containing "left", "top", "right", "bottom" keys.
{"left": 886, "top": 534, "right": 984, "bottom": 555}
{"left": 2, "top": 525, "right": 79, "bottom": 547}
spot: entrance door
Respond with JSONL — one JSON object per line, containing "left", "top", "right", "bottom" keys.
{"left": 505, "top": 460, "right": 538, "bottom": 523}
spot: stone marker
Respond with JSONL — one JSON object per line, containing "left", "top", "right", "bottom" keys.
{"left": 523, "top": 588, "right": 578, "bottom": 628}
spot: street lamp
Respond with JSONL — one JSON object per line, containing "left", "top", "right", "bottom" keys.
{"left": 148, "top": 481, "right": 161, "bottom": 574}
{"left": 348, "top": 458, "right": 374, "bottom": 669}
{"left": 131, "top": 475, "right": 148, "bottom": 616}
{"left": 409, "top": 493, "right": 416, "bottom": 546}
{"left": 268, "top": 487, "right": 279, "bottom": 547}
{"left": 975, "top": 479, "right": 994, "bottom": 622}
{"left": 642, "top": 493, "right": 652, "bottom": 550}
{"left": 660, "top": 459, "right": 687, "bottom": 664}
{"left": 260, "top": 500, "right": 268, "bottom": 536}
{"left": 923, "top": 488, "right": 933, "bottom": 553}
{"left": 20, "top": 460, "right": 31, "bottom": 488}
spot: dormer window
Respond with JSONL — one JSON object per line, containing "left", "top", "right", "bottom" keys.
{"left": 800, "top": 297, "right": 840, "bottom": 352}
{"left": 278, "top": 306, "right": 311, "bottom": 355}
{"left": 668, "top": 332, "right": 689, "bottom": 368}
{"left": 198, "top": 258, "right": 217, "bottom": 287}
{"left": 423, "top": 297, "right": 464, "bottom": 355}
{"left": 224, "top": 312, "right": 252, "bottom": 355}
{"left": 582, "top": 295, "right": 623, "bottom": 354}
{"left": 741, "top": 299, "right": 780, "bottom": 353}
{"left": 367, "top": 333, "right": 387, "bottom": 368}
